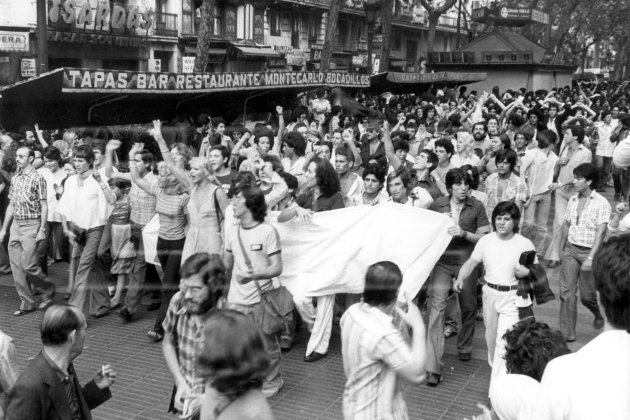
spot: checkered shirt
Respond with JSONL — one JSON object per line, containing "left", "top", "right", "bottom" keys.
{"left": 484, "top": 172, "right": 528, "bottom": 221}
{"left": 8, "top": 166, "right": 47, "bottom": 221}
{"left": 564, "top": 190, "right": 611, "bottom": 248}
{"left": 130, "top": 172, "right": 158, "bottom": 226}
{"left": 163, "top": 292, "right": 207, "bottom": 390}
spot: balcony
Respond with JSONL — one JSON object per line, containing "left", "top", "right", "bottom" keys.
{"left": 152, "top": 12, "right": 178, "bottom": 37}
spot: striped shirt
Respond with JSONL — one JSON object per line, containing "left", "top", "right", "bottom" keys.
{"left": 130, "top": 172, "right": 158, "bottom": 226}
{"left": 565, "top": 191, "right": 611, "bottom": 248}
{"left": 149, "top": 184, "right": 189, "bottom": 240}
{"left": 162, "top": 292, "right": 207, "bottom": 391}
{"left": 341, "top": 302, "right": 413, "bottom": 420}
{"left": 484, "top": 172, "right": 528, "bottom": 220}
{"left": 8, "top": 166, "right": 47, "bottom": 221}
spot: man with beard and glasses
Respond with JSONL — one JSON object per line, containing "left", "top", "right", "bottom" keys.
{"left": 162, "top": 253, "right": 227, "bottom": 418}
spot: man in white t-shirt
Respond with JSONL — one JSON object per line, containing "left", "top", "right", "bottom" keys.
{"left": 529, "top": 235, "right": 630, "bottom": 420}
{"left": 454, "top": 201, "right": 535, "bottom": 391}
{"left": 223, "top": 185, "right": 284, "bottom": 398}
{"left": 335, "top": 145, "right": 364, "bottom": 207}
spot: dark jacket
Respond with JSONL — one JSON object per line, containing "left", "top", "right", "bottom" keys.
{"left": 6, "top": 352, "right": 111, "bottom": 420}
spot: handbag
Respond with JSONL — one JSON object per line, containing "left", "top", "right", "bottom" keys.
{"left": 236, "top": 227, "right": 294, "bottom": 335}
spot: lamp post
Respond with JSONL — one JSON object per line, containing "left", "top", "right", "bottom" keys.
{"left": 364, "top": 0, "right": 380, "bottom": 74}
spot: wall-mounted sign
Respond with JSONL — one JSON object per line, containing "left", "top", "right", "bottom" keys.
{"left": 273, "top": 45, "right": 294, "bottom": 54}
{"left": 48, "top": 31, "right": 147, "bottom": 47}
{"left": 182, "top": 56, "right": 195, "bottom": 73}
{"left": 0, "top": 31, "right": 29, "bottom": 52}
{"left": 48, "top": 0, "right": 152, "bottom": 31}
{"left": 310, "top": 44, "right": 323, "bottom": 63}
{"left": 148, "top": 59, "right": 161, "bottom": 72}
{"left": 62, "top": 68, "right": 371, "bottom": 92}
{"left": 20, "top": 58, "right": 37, "bottom": 78}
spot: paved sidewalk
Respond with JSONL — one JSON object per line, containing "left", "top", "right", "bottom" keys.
{"left": 0, "top": 256, "right": 600, "bottom": 420}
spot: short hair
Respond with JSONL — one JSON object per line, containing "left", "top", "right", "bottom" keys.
{"left": 434, "top": 138, "right": 454, "bottom": 158}
{"left": 536, "top": 129, "right": 558, "bottom": 149}
{"left": 91, "top": 139, "right": 106, "bottom": 154}
{"left": 508, "top": 114, "right": 525, "bottom": 128}
{"left": 362, "top": 163, "right": 386, "bottom": 187}
{"left": 420, "top": 149, "right": 438, "bottom": 170}
{"left": 386, "top": 167, "right": 413, "bottom": 194}
{"left": 262, "top": 154, "right": 283, "bottom": 173}
{"left": 514, "top": 129, "right": 533, "bottom": 144}
{"left": 460, "top": 164, "right": 480, "bottom": 190}
{"left": 392, "top": 138, "right": 409, "bottom": 153}
{"left": 43, "top": 146, "right": 63, "bottom": 166}
{"left": 600, "top": 110, "right": 611, "bottom": 120}
{"left": 74, "top": 144, "right": 95, "bottom": 164}
{"left": 573, "top": 163, "right": 598, "bottom": 189}
{"left": 180, "top": 253, "right": 227, "bottom": 307}
{"left": 491, "top": 201, "right": 521, "bottom": 232}
{"left": 227, "top": 171, "right": 257, "bottom": 199}
{"left": 253, "top": 126, "right": 275, "bottom": 149}
{"left": 283, "top": 131, "right": 307, "bottom": 156}
{"left": 278, "top": 171, "right": 298, "bottom": 196}
{"left": 445, "top": 168, "right": 471, "bottom": 191}
{"left": 109, "top": 178, "right": 131, "bottom": 191}
{"left": 565, "top": 124, "right": 585, "bottom": 144}
{"left": 312, "top": 157, "right": 341, "bottom": 197}
{"left": 197, "top": 309, "right": 270, "bottom": 399}
{"left": 548, "top": 103, "right": 560, "bottom": 112}
{"left": 41, "top": 304, "right": 83, "bottom": 346}
{"left": 436, "top": 119, "right": 453, "bottom": 134}
{"left": 363, "top": 261, "right": 403, "bottom": 306}
{"left": 235, "top": 185, "right": 267, "bottom": 222}
{"left": 17, "top": 146, "right": 35, "bottom": 159}
{"left": 335, "top": 144, "right": 355, "bottom": 163}
{"left": 503, "top": 320, "right": 570, "bottom": 381}
{"left": 592, "top": 235, "right": 630, "bottom": 332}
{"left": 495, "top": 149, "right": 518, "bottom": 171}
{"left": 472, "top": 121, "right": 487, "bottom": 132}
{"left": 210, "top": 145, "right": 230, "bottom": 163}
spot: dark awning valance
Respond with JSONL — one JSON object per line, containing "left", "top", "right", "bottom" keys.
{"left": 233, "top": 45, "right": 280, "bottom": 58}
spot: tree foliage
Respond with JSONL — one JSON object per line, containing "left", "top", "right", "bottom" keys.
{"left": 418, "top": 0, "right": 458, "bottom": 51}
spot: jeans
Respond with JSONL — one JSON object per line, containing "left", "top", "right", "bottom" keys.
{"left": 154, "top": 236, "right": 185, "bottom": 334}
{"left": 426, "top": 262, "right": 477, "bottom": 375}
{"left": 226, "top": 301, "right": 283, "bottom": 392}
{"left": 124, "top": 224, "right": 149, "bottom": 314}
{"left": 68, "top": 226, "right": 110, "bottom": 316}
{"left": 594, "top": 155, "right": 612, "bottom": 189}
{"left": 559, "top": 242, "right": 602, "bottom": 340}
{"left": 8, "top": 219, "right": 54, "bottom": 311}
{"left": 521, "top": 191, "right": 552, "bottom": 256}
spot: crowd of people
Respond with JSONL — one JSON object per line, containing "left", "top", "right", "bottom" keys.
{"left": 0, "top": 79, "right": 629, "bottom": 420}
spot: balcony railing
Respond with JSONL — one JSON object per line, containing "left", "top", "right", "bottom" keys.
{"left": 153, "top": 12, "right": 178, "bottom": 37}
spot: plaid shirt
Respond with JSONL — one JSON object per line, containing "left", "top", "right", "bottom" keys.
{"left": 163, "top": 292, "right": 208, "bottom": 390}
{"left": 484, "top": 172, "right": 528, "bottom": 221}
{"left": 130, "top": 172, "right": 158, "bottom": 226}
{"left": 565, "top": 190, "right": 611, "bottom": 248}
{"left": 8, "top": 166, "right": 47, "bottom": 221}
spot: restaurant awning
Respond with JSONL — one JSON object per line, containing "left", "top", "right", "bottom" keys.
{"left": 369, "top": 71, "right": 487, "bottom": 93}
{"left": 0, "top": 67, "right": 371, "bottom": 129}
{"left": 233, "top": 45, "right": 280, "bottom": 58}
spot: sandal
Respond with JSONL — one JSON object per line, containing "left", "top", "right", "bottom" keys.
{"left": 147, "top": 330, "right": 164, "bottom": 342}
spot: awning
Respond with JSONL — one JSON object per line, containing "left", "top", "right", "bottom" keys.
{"left": 391, "top": 60, "right": 407, "bottom": 67}
{"left": 233, "top": 45, "right": 280, "bottom": 58}
{"left": 184, "top": 46, "right": 227, "bottom": 56}
{"left": 380, "top": 71, "right": 487, "bottom": 84}
{"left": 0, "top": 67, "right": 371, "bottom": 129}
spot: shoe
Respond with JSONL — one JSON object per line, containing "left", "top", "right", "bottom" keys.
{"left": 110, "top": 301, "right": 121, "bottom": 310}
{"left": 63, "top": 293, "right": 71, "bottom": 301}
{"left": 118, "top": 307, "right": 133, "bottom": 322}
{"left": 91, "top": 308, "right": 111, "bottom": 319}
{"left": 476, "top": 308, "right": 484, "bottom": 322}
{"left": 547, "top": 260, "right": 560, "bottom": 268}
{"left": 279, "top": 337, "right": 293, "bottom": 352}
{"left": 261, "top": 379, "right": 284, "bottom": 399}
{"left": 304, "top": 351, "right": 328, "bottom": 362}
{"left": 38, "top": 297, "right": 53, "bottom": 311}
{"left": 146, "top": 302, "right": 161, "bottom": 312}
{"left": 147, "top": 330, "right": 164, "bottom": 342}
{"left": 444, "top": 325, "right": 457, "bottom": 338}
{"left": 13, "top": 308, "right": 35, "bottom": 316}
{"left": 593, "top": 314, "right": 605, "bottom": 330}
{"left": 107, "top": 285, "right": 116, "bottom": 297}
{"left": 426, "top": 373, "right": 442, "bottom": 387}
{"left": 458, "top": 353, "right": 471, "bottom": 362}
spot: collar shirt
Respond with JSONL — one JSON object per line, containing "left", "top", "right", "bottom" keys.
{"left": 162, "top": 292, "right": 209, "bottom": 390}
{"left": 41, "top": 350, "right": 84, "bottom": 420}
{"left": 8, "top": 166, "right": 47, "bottom": 221}
{"left": 558, "top": 144, "right": 592, "bottom": 186}
{"left": 55, "top": 174, "right": 112, "bottom": 230}
{"left": 484, "top": 172, "right": 528, "bottom": 220}
{"left": 595, "top": 121, "right": 615, "bottom": 157}
{"left": 130, "top": 172, "right": 158, "bottom": 226}
{"left": 564, "top": 190, "right": 611, "bottom": 248}
{"left": 520, "top": 148, "right": 559, "bottom": 196}
{"left": 341, "top": 302, "right": 413, "bottom": 420}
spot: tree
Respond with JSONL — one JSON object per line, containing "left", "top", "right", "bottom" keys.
{"left": 379, "top": 0, "right": 395, "bottom": 72}
{"left": 321, "top": 0, "right": 342, "bottom": 72}
{"left": 418, "top": 0, "right": 458, "bottom": 52}
{"left": 195, "top": 0, "right": 215, "bottom": 72}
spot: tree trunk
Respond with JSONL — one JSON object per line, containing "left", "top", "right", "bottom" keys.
{"left": 321, "top": 0, "right": 341, "bottom": 72}
{"left": 194, "top": 0, "right": 215, "bottom": 72}
{"left": 379, "top": 0, "right": 394, "bottom": 73}
{"left": 426, "top": 13, "right": 439, "bottom": 52}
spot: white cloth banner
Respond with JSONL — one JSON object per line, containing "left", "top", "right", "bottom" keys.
{"left": 269, "top": 202, "right": 454, "bottom": 300}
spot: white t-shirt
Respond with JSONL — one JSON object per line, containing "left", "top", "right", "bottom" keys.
{"left": 471, "top": 233, "right": 535, "bottom": 286}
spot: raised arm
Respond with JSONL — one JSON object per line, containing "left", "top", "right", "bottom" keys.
{"left": 272, "top": 106, "right": 285, "bottom": 156}
{"left": 104, "top": 140, "right": 130, "bottom": 180}
{"left": 381, "top": 121, "right": 402, "bottom": 170}
{"left": 149, "top": 119, "right": 192, "bottom": 192}
{"left": 344, "top": 128, "right": 363, "bottom": 169}
{"left": 34, "top": 123, "right": 49, "bottom": 148}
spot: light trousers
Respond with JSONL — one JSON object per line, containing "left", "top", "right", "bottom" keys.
{"left": 293, "top": 294, "right": 335, "bottom": 356}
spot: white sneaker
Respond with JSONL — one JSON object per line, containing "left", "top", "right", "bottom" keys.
{"left": 261, "top": 379, "right": 284, "bottom": 399}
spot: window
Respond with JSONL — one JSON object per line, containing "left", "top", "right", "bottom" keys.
{"left": 307, "top": 15, "right": 320, "bottom": 42}
{"left": 182, "top": 0, "right": 194, "bottom": 34}
{"left": 212, "top": 6, "right": 222, "bottom": 36}
{"left": 393, "top": 31, "right": 401, "bottom": 50}
{"left": 291, "top": 15, "right": 300, "bottom": 49}
{"left": 237, "top": 4, "right": 254, "bottom": 40}
{"left": 269, "top": 10, "right": 281, "bottom": 36}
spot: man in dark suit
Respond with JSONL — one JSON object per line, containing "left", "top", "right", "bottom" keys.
{"left": 6, "top": 304, "right": 116, "bottom": 420}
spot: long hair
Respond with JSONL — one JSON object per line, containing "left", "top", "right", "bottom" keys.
{"left": 197, "top": 309, "right": 270, "bottom": 399}
{"left": 312, "top": 157, "right": 340, "bottom": 197}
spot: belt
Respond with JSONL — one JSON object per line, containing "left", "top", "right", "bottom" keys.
{"left": 485, "top": 282, "right": 518, "bottom": 292}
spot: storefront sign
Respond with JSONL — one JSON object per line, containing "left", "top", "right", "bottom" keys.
{"left": 62, "top": 69, "right": 371, "bottom": 92}
{"left": 385, "top": 71, "right": 487, "bottom": 84}
{"left": 182, "top": 57, "right": 195, "bottom": 73}
{"left": 286, "top": 50, "right": 307, "bottom": 66}
{"left": 273, "top": 45, "right": 294, "bottom": 54}
{"left": 0, "top": 31, "right": 29, "bottom": 52}
{"left": 310, "top": 44, "right": 323, "bottom": 63}
{"left": 20, "top": 58, "right": 37, "bottom": 78}
{"left": 48, "top": 0, "right": 152, "bottom": 31}
{"left": 48, "top": 31, "right": 147, "bottom": 47}
{"left": 352, "top": 54, "right": 367, "bottom": 67}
